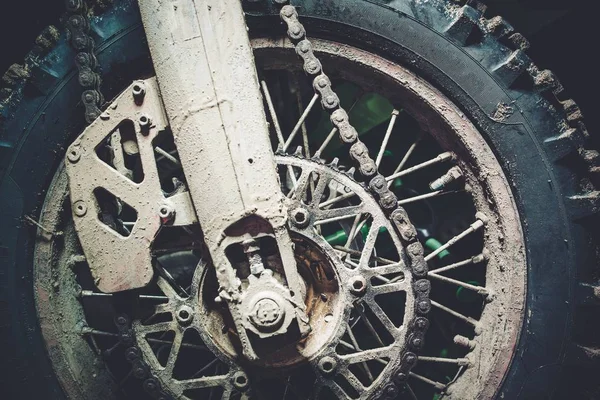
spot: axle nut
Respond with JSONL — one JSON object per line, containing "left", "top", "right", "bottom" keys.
{"left": 249, "top": 296, "right": 285, "bottom": 331}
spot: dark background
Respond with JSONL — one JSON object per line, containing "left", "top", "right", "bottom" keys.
{"left": 0, "top": 0, "right": 598, "bottom": 136}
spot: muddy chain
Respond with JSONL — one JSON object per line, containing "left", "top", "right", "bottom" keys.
{"left": 115, "top": 313, "right": 175, "bottom": 400}
{"left": 277, "top": 3, "right": 431, "bottom": 397}
{"left": 64, "top": 0, "right": 103, "bottom": 123}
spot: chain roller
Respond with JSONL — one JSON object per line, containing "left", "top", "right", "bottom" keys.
{"left": 64, "top": 0, "right": 103, "bottom": 123}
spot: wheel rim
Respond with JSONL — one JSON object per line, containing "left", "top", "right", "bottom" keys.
{"left": 34, "top": 38, "right": 526, "bottom": 400}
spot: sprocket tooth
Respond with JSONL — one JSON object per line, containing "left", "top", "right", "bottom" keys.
{"left": 543, "top": 128, "right": 586, "bottom": 161}
{"left": 565, "top": 191, "right": 600, "bottom": 220}
{"left": 329, "top": 157, "right": 339, "bottom": 169}
{"left": 491, "top": 50, "right": 531, "bottom": 87}
{"left": 275, "top": 142, "right": 285, "bottom": 155}
{"left": 345, "top": 167, "right": 356, "bottom": 179}
{"left": 444, "top": 5, "right": 483, "bottom": 45}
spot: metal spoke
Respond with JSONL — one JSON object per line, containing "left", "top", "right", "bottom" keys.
{"left": 345, "top": 323, "right": 375, "bottom": 381}
{"left": 79, "top": 290, "right": 168, "bottom": 301}
{"left": 261, "top": 80, "right": 285, "bottom": 145}
{"left": 385, "top": 152, "right": 454, "bottom": 182}
{"left": 333, "top": 245, "right": 396, "bottom": 265}
{"left": 387, "top": 134, "right": 421, "bottom": 189}
{"left": 313, "top": 207, "right": 363, "bottom": 226}
{"left": 409, "top": 372, "right": 447, "bottom": 392}
{"left": 154, "top": 146, "right": 180, "bottom": 166}
{"left": 431, "top": 300, "right": 479, "bottom": 328}
{"left": 314, "top": 127, "right": 337, "bottom": 158}
{"left": 428, "top": 253, "right": 486, "bottom": 274}
{"left": 283, "top": 94, "right": 319, "bottom": 151}
{"left": 318, "top": 190, "right": 355, "bottom": 209}
{"left": 397, "top": 189, "right": 461, "bottom": 206}
{"left": 418, "top": 356, "right": 471, "bottom": 366}
{"left": 428, "top": 272, "right": 489, "bottom": 296}
{"left": 375, "top": 109, "right": 399, "bottom": 167}
{"left": 424, "top": 218, "right": 485, "bottom": 262}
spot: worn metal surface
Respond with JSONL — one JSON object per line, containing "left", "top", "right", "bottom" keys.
{"left": 132, "top": 155, "right": 415, "bottom": 398}
{"left": 138, "top": 0, "right": 309, "bottom": 360}
{"left": 65, "top": 78, "right": 196, "bottom": 293}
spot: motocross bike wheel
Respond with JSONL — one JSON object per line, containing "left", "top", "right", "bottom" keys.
{"left": 0, "top": 0, "right": 598, "bottom": 399}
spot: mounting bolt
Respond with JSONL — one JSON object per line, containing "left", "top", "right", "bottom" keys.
{"left": 176, "top": 305, "right": 194, "bottom": 325}
{"left": 429, "top": 166, "right": 463, "bottom": 191}
{"left": 317, "top": 356, "right": 337, "bottom": 375}
{"left": 139, "top": 114, "right": 151, "bottom": 135}
{"left": 67, "top": 146, "right": 81, "bottom": 163}
{"left": 132, "top": 81, "right": 146, "bottom": 104}
{"left": 73, "top": 200, "right": 87, "bottom": 217}
{"left": 158, "top": 204, "right": 175, "bottom": 223}
{"left": 290, "top": 207, "right": 310, "bottom": 228}
{"left": 232, "top": 371, "right": 250, "bottom": 391}
{"left": 348, "top": 276, "right": 367, "bottom": 296}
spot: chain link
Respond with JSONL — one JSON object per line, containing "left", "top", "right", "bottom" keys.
{"left": 278, "top": 3, "right": 431, "bottom": 396}
{"left": 64, "top": 0, "right": 103, "bottom": 123}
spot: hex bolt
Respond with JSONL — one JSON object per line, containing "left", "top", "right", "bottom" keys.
{"left": 73, "top": 200, "right": 87, "bottom": 217}
{"left": 132, "top": 81, "right": 146, "bottom": 104}
{"left": 232, "top": 371, "right": 250, "bottom": 391}
{"left": 290, "top": 207, "right": 310, "bottom": 228}
{"left": 176, "top": 305, "right": 194, "bottom": 325}
{"left": 429, "top": 166, "right": 463, "bottom": 191}
{"left": 67, "top": 146, "right": 81, "bottom": 163}
{"left": 348, "top": 276, "right": 367, "bottom": 296}
{"left": 453, "top": 334, "right": 476, "bottom": 350}
{"left": 158, "top": 204, "right": 175, "bottom": 223}
{"left": 317, "top": 356, "right": 337, "bottom": 375}
{"left": 139, "top": 114, "right": 151, "bottom": 135}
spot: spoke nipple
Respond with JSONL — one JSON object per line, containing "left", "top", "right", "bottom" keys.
{"left": 429, "top": 166, "right": 463, "bottom": 191}
{"left": 471, "top": 251, "right": 488, "bottom": 264}
{"left": 453, "top": 334, "right": 476, "bottom": 350}
{"left": 475, "top": 212, "right": 489, "bottom": 225}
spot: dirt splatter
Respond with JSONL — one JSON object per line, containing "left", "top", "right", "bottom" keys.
{"left": 492, "top": 102, "right": 514, "bottom": 122}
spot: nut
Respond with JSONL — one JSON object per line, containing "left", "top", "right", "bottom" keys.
{"left": 73, "top": 200, "right": 87, "bottom": 217}
{"left": 317, "top": 356, "right": 337, "bottom": 375}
